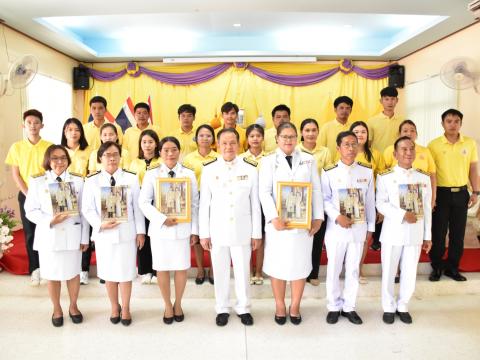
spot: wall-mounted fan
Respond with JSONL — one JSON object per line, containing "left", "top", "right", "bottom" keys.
{"left": 440, "top": 57, "right": 479, "bottom": 93}
{"left": 0, "top": 55, "right": 38, "bottom": 96}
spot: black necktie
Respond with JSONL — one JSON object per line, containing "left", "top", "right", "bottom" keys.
{"left": 145, "top": 159, "right": 152, "bottom": 167}
{"left": 110, "top": 176, "right": 116, "bottom": 186}
{"left": 285, "top": 155, "right": 293, "bottom": 169}
{"left": 56, "top": 176, "right": 62, "bottom": 183}
{"left": 168, "top": 170, "right": 175, "bottom": 178}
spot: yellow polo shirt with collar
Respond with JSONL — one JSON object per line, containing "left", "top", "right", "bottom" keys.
{"left": 318, "top": 118, "right": 353, "bottom": 162}
{"left": 428, "top": 134, "right": 478, "bottom": 187}
{"left": 297, "top": 143, "right": 332, "bottom": 173}
{"left": 5, "top": 138, "right": 53, "bottom": 187}
{"left": 214, "top": 126, "right": 247, "bottom": 154}
{"left": 367, "top": 112, "right": 404, "bottom": 153}
{"left": 171, "top": 127, "right": 197, "bottom": 160}
{"left": 128, "top": 157, "right": 162, "bottom": 185}
{"left": 355, "top": 148, "right": 386, "bottom": 177}
{"left": 383, "top": 143, "right": 436, "bottom": 175}
{"left": 122, "top": 124, "right": 162, "bottom": 160}
{"left": 66, "top": 146, "right": 92, "bottom": 177}
{"left": 182, "top": 150, "right": 219, "bottom": 186}
{"left": 264, "top": 127, "right": 277, "bottom": 153}
{"left": 240, "top": 149, "right": 266, "bottom": 170}
{"left": 83, "top": 120, "right": 124, "bottom": 150}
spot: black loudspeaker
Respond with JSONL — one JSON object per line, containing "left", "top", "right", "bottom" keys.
{"left": 388, "top": 65, "right": 405, "bottom": 88}
{"left": 73, "top": 67, "right": 90, "bottom": 90}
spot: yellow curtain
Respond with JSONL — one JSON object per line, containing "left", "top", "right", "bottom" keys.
{"left": 83, "top": 62, "right": 387, "bottom": 136}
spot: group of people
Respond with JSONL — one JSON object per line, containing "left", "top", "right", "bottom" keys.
{"left": 4, "top": 86, "right": 478, "bottom": 329}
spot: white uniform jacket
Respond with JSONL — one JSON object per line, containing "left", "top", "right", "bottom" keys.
{"left": 321, "top": 161, "right": 376, "bottom": 242}
{"left": 259, "top": 148, "right": 324, "bottom": 229}
{"left": 376, "top": 166, "right": 432, "bottom": 246}
{"left": 25, "top": 170, "right": 89, "bottom": 251}
{"left": 81, "top": 169, "right": 145, "bottom": 243}
{"left": 199, "top": 156, "right": 262, "bottom": 246}
{"left": 139, "top": 162, "right": 199, "bottom": 240}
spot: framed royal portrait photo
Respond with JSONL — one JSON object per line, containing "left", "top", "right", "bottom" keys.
{"left": 48, "top": 182, "right": 79, "bottom": 216}
{"left": 399, "top": 183, "right": 424, "bottom": 219}
{"left": 276, "top": 181, "right": 312, "bottom": 229}
{"left": 338, "top": 188, "right": 366, "bottom": 224}
{"left": 100, "top": 186, "right": 129, "bottom": 223}
{"left": 155, "top": 178, "right": 191, "bottom": 223}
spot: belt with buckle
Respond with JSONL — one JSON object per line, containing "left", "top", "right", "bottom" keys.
{"left": 438, "top": 186, "right": 467, "bottom": 192}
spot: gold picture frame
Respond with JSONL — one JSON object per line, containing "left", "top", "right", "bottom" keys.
{"left": 155, "top": 177, "right": 191, "bottom": 223}
{"left": 48, "top": 181, "right": 79, "bottom": 216}
{"left": 276, "top": 181, "right": 312, "bottom": 229}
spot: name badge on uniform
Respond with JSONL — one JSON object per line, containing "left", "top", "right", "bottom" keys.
{"left": 300, "top": 160, "right": 312, "bottom": 165}
{"left": 357, "top": 178, "right": 367, "bottom": 183}
{"left": 237, "top": 175, "right": 248, "bottom": 180}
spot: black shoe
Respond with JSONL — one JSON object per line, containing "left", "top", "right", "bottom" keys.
{"left": 289, "top": 313, "right": 302, "bottom": 325}
{"left": 370, "top": 242, "right": 381, "bottom": 251}
{"left": 99, "top": 278, "right": 105, "bottom": 284}
{"left": 341, "top": 311, "right": 363, "bottom": 325}
{"left": 396, "top": 311, "right": 413, "bottom": 324}
{"left": 51, "top": 315, "right": 64, "bottom": 327}
{"left": 174, "top": 313, "right": 184, "bottom": 322}
{"left": 195, "top": 276, "right": 205, "bottom": 285}
{"left": 326, "top": 311, "right": 340, "bottom": 324}
{"left": 238, "top": 313, "right": 254, "bottom": 326}
{"left": 216, "top": 313, "right": 229, "bottom": 326}
{"left": 110, "top": 306, "right": 121, "bottom": 324}
{"left": 382, "top": 312, "right": 395, "bottom": 324}
{"left": 69, "top": 311, "right": 83, "bottom": 324}
{"left": 274, "top": 314, "right": 287, "bottom": 325}
{"left": 208, "top": 276, "right": 214, "bottom": 285}
{"left": 163, "top": 312, "right": 174, "bottom": 325}
{"left": 121, "top": 318, "right": 132, "bottom": 326}
{"left": 444, "top": 269, "right": 467, "bottom": 282}
{"left": 394, "top": 275, "right": 400, "bottom": 284}
{"left": 429, "top": 268, "right": 442, "bottom": 282}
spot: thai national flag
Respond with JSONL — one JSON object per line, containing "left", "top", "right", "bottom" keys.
{"left": 88, "top": 109, "right": 116, "bottom": 123}
{"left": 115, "top": 97, "right": 135, "bottom": 133}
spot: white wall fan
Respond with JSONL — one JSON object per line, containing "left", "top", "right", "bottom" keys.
{"left": 0, "top": 55, "right": 38, "bottom": 96}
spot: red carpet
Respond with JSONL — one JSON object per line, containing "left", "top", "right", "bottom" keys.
{"left": 1, "top": 229, "right": 479, "bottom": 275}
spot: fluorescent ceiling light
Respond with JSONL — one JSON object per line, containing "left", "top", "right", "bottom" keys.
{"left": 163, "top": 56, "right": 317, "bottom": 63}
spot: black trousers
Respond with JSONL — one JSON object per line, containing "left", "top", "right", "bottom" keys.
{"left": 430, "top": 187, "right": 469, "bottom": 271}
{"left": 137, "top": 218, "right": 154, "bottom": 275}
{"left": 18, "top": 192, "right": 39, "bottom": 274}
{"left": 81, "top": 226, "right": 93, "bottom": 272}
{"left": 372, "top": 220, "right": 383, "bottom": 247}
{"left": 308, "top": 214, "right": 327, "bottom": 279}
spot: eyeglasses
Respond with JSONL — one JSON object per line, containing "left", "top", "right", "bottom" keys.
{"left": 51, "top": 156, "right": 68, "bottom": 162}
{"left": 102, "top": 152, "right": 120, "bottom": 159}
{"left": 341, "top": 142, "right": 358, "bottom": 149}
{"left": 278, "top": 135, "right": 297, "bottom": 141}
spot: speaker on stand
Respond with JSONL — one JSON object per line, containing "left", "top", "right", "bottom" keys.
{"left": 388, "top": 65, "right": 405, "bottom": 88}
{"left": 73, "top": 67, "right": 90, "bottom": 90}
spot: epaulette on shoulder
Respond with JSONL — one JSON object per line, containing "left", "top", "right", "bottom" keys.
{"left": 123, "top": 169, "right": 137, "bottom": 175}
{"left": 301, "top": 148, "right": 313, "bottom": 155}
{"left": 264, "top": 150, "right": 275, "bottom": 157}
{"left": 69, "top": 172, "right": 83, "bottom": 178}
{"left": 378, "top": 168, "right": 394, "bottom": 176}
{"left": 415, "top": 168, "right": 431, "bottom": 177}
{"left": 87, "top": 170, "right": 100, "bottom": 178}
{"left": 181, "top": 163, "right": 194, "bottom": 172}
{"left": 203, "top": 158, "right": 218, "bottom": 166}
{"left": 147, "top": 163, "right": 160, "bottom": 171}
{"left": 243, "top": 157, "right": 258, "bottom": 167}
{"left": 323, "top": 163, "right": 338, "bottom": 172}
{"left": 31, "top": 172, "right": 45, "bottom": 179}
{"left": 357, "top": 161, "right": 372, "bottom": 169}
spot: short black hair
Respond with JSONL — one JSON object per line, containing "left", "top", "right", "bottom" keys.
{"left": 159, "top": 136, "right": 181, "bottom": 152}
{"left": 61, "top": 118, "right": 89, "bottom": 150}
{"left": 334, "top": 96, "right": 353, "bottom": 108}
{"left": 277, "top": 122, "right": 297, "bottom": 136}
{"left": 380, "top": 86, "right": 398, "bottom": 98}
{"left": 336, "top": 131, "right": 357, "bottom": 147}
{"left": 134, "top": 102, "right": 150, "bottom": 113}
{"left": 394, "top": 136, "right": 415, "bottom": 151}
{"left": 89, "top": 96, "right": 107, "bottom": 108}
{"left": 217, "top": 127, "right": 239, "bottom": 142}
{"left": 399, "top": 119, "right": 417, "bottom": 133}
{"left": 97, "top": 141, "right": 121, "bottom": 163}
{"left": 23, "top": 109, "right": 43, "bottom": 122}
{"left": 221, "top": 102, "right": 239, "bottom": 114}
{"left": 138, "top": 129, "right": 160, "bottom": 160}
{"left": 43, "top": 145, "right": 71, "bottom": 171}
{"left": 178, "top": 104, "right": 196, "bottom": 116}
{"left": 195, "top": 124, "right": 216, "bottom": 146}
{"left": 271, "top": 104, "right": 291, "bottom": 118}
{"left": 441, "top": 108, "right": 463, "bottom": 122}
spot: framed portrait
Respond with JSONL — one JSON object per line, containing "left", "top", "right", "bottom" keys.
{"left": 338, "top": 188, "right": 366, "bottom": 224}
{"left": 100, "top": 186, "right": 129, "bottom": 223}
{"left": 398, "top": 183, "right": 424, "bottom": 219}
{"left": 276, "top": 181, "right": 312, "bottom": 229}
{"left": 48, "top": 182, "right": 79, "bottom": 216}
{"left": 155, "top": 177, "right": 191, "bottom": 223}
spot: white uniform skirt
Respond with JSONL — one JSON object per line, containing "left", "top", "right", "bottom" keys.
{"left": 39, "top": 249, "right": 81, "bottom": 281}
{"left": 151, "top": 237, "right": 190, "bottom": 271}
{"left": 95, "top": 239, "right": 137, "bottom": 282}
{"left": 263, "top": 224, "right": 313, "bottom": 281}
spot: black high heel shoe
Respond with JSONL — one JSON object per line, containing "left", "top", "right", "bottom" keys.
{"left": 289, "top": 306, "right": 302, "bottom": 325}
{"left": 173, "top": 302, "right": 184, "bottom": 322}
{"left": 120, "top": 309, "right": 132, "bottom": 326}
{"left": 274, "top": 314, "right": 287, "bottom": 325}
{"left": 110, "top": 305, "right": 121, "bottom": 324}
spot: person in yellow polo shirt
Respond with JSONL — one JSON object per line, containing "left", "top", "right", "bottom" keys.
{"left": 428, "top": 109, "right": 479, "bottom": 282}
{"left": 264, "top": 104, "right": 291, "bottom": 153}
{"left": 171, "top": 104, "right": 198, "bottom": 160}
{"left": 367, "top": 87, "right": 404, "bottom": 153}
{"left": 5, "top": 109, "right": 53, "bottom": 285}
{"left": 123, "top": 102, "right": 162, "bottom": 160}
{"left": 83, "top": 96, "right": 123, "bottom": 150}
{"left": 214, "top": 102, "right": 247, "bottom": 154}
{"left": 61, "top": 118, "right": 91, "bottom": 177}
{"left": 182, "top": 124, "right": 218, "bottom": 285}
{"left": 318, "top": 96, "right": 354, "bottom": 161}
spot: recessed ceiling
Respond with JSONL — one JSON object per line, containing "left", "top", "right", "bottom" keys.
{"left": 0, "top": 0, "right": 476, "bottom": 61}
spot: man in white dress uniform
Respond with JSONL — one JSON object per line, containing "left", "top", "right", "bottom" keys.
{"left": 199, "top": 128, "right": 262, "bottom": 326}
{"left": 322, "top": 131, "right": 376, "bottom": 325}
{"left": 376, "top": 136, "right": 432, "bottom": 324}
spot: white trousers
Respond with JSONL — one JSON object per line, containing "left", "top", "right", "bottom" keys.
{"left": 325, "top": 241, "right": 363, "bottom": 312}
{"left": 381, "top": 243, "right": 422, "bottom": 312}
{"left": 211, "top": 244, "right": 251, "bottom": 315}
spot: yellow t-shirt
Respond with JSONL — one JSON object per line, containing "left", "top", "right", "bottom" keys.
{"left": 355, "top": 148, "right": 386, "bottom": 177}
{"left": 182, "top": 149, "right": 219, "bottom": 185}
{"left": 318, "top": 119, "right": 353, "bottom": 162}
{"left": 214, "top": 126, "right": 247, "bottom": 154}
{"left": 5, "top": 138, "right": 53, "bottom": 187}
{"left": 428, "top": 134, "right": 478, "bottom": 187}
{"left": 297, "top": 143, "right": 332, "bottom": 173}
{"left": 383, "top": 143, "right": 436, "bottom": 174}
{"left": 83, "top": 120, "right": 124, "bottom": 150}
{"left": 264, "top": 127, "right": 277, "bottom": 153}
{"left": 122, "top": 124, "right": 162, "bottom": 160}
{"left": 66, "top": 146, "right": 92, "bottom": 177}
{"left": 88, "top": 148, "right": 131, "bottom": 173}
{"left": 240, "top": 149, "right": 266, "bottom": 170}
{"left": 128, "top": 157, "right": 162, "bottom": 185}
{"left": 367, "top": 112, "right": 404, "bottom": 153}
{"left": 170, "top": 127, "right": 197, "bottom": 160}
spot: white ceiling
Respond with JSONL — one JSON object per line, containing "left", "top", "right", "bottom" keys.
{"left": 0, "top": 0, "right": 477, "bottom": 62}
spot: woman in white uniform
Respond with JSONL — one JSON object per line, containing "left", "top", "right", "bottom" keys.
{"left": 82, "top": 141, "right": 145, "bottom": 326}
{"left": 139, "top": 136, "right": 199, "bottom": 324}
{"left": 259, "top": 123, "right": 324, "bottom": 325}
{"left": 25, "top": 145, "right": 89, "bottom": 327}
